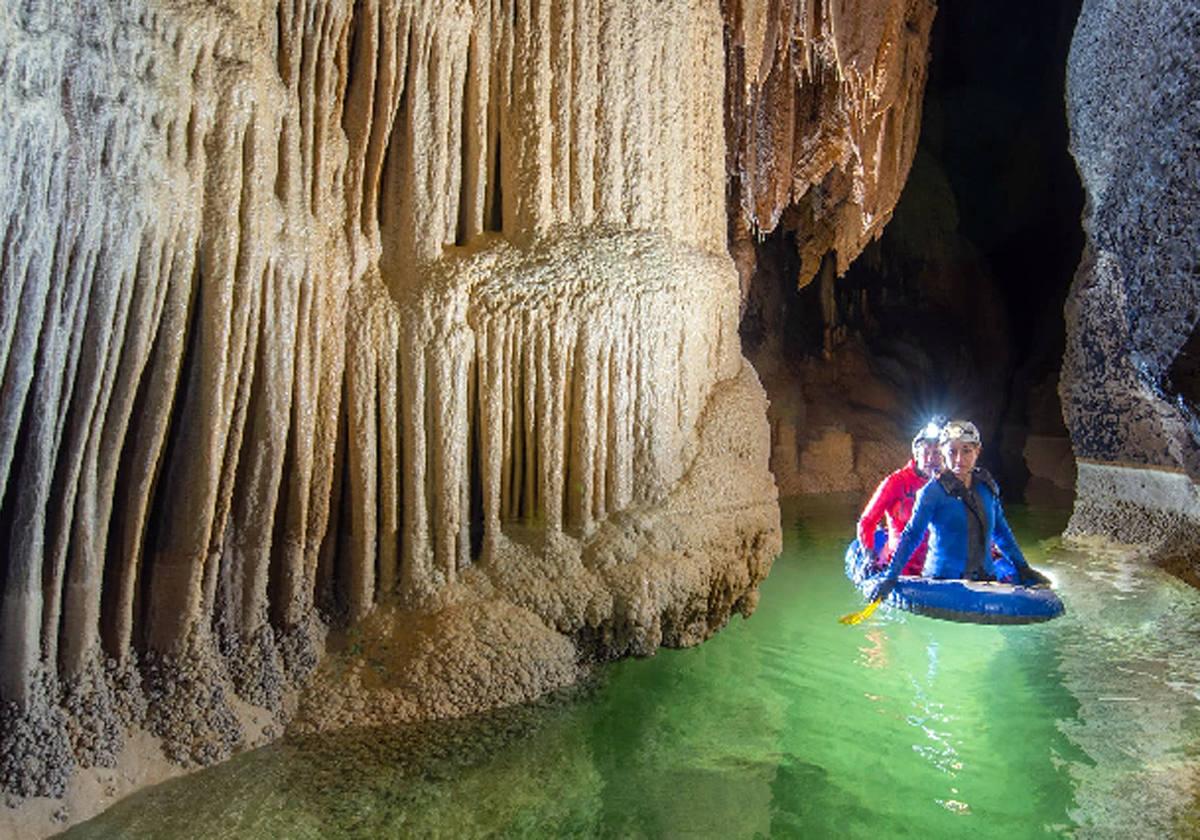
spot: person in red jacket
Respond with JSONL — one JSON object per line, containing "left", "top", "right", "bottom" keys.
{"left": 857, "top": 419, "right": 945, "bottom": 575}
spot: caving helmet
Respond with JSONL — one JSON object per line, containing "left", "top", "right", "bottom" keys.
{"left": 911, "top": 416, "right": 947, "bottom": 452}
{"left": 939, "top": 419, "right": 982, "bottom": 447}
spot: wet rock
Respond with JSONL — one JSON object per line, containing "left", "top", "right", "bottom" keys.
{"left": 60, "top": 657, "right": 124, "bottom": 770}
{"left": 220, "top": 623, "right": 285, "bottom": 712}
{"left": 1061, "top": 0, "right": 1200, "bottom": 577}
{"left": 0, "top": 0, "right": 780, "bottom": 824}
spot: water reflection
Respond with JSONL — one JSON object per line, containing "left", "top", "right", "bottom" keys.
{"left": 1045, "top": 540, "right": 1200, "bottom": 838}
{"left": 857, "top": 629, "right": 889, "bottom": 670}
{"left": 908, "top": 641, "right": 965, "bottom": 786}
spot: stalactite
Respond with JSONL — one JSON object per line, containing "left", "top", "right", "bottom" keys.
{"left": 399, "top": 318, "right": 431, "bottom": 601}
{"left": 546, "top": 316, "right": 572, "bottom": 531}
{"left": 344, "top": 292, "right": 379, "bottom": 621}
{"left": 1, "top": 213, "right": 86, "bottom": 708}
{"left": 60, "top": 225, "right": 144, "bottom": 681}
{"left": 522, "top": 312, "right": 539, "bottom": 522}
{"left": 725, "top": 0, "right": 936, "bottom": 286}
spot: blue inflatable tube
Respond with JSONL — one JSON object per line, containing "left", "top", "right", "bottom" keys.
{"left": 845, "top": 537, "right": 1065, "bottom": 625}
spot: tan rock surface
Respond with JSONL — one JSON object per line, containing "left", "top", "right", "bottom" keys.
{"left": 0, "top": 0, "right": 779, "bottom": 834}
{"left": 295, "top": 360, "right": 779, "bottom": 733}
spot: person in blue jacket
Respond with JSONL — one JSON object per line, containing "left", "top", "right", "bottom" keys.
{"left": 866, "top": 419, "right": 1051, "bottom": 602}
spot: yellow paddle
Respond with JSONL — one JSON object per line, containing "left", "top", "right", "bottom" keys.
{"left": 838, "top": 598, "right": 882, "bottom": 625}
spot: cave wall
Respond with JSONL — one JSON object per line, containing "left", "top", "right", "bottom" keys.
{"left": 0, "top": 0, "right": 782, "bottom": 821}
{"left": 1061, "top": 0, "right": 1200, "bottom": 575}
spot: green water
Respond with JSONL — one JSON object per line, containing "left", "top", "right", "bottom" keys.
{"left": 66, "top": 496, "right": 1200, "bottom": 839}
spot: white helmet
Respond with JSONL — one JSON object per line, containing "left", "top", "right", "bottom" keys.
{"left": 939, "top": 419, "right": 981, "bottom": 446}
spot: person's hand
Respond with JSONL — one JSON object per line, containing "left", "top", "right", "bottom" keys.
{"left": 1017, "top": 565, "right": 1052, "bottom": 587}
{"left": 870, "top": 548, "right": 887, "bottom": 571}
{"left": 866, "top": 576, "right": 897, "bottom": 603}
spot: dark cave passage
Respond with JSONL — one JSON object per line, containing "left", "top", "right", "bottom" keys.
{"left": 740, "top": 0, "right": 1085, "bottom": 502}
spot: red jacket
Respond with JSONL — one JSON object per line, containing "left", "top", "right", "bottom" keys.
{"left": 857, "top": 459, "right": 931, "bottom": 575}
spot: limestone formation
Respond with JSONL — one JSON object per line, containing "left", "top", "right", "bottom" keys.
{"left": 1060, "top": 0, "right": 1200, "bottom": 577}
{"left": 724, "top": 0, "right": 936, "bottom": 291}
{"left": 0, "top": 0, "right": 779, "bottom": 829}
{"left": 719, "top": 0, "right": 938, "bottom": 494}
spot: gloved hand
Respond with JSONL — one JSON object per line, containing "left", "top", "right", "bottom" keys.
{"left": 992, "top": 556, "right": 1018, "bottom": 584}
{"left": 1017, "top": 565, "right": 1051, "bottom": 588}
{"left": 870, "top": 548, "right": 888, "bottom": 572}
{"left": 865, "top": 575, "right": 897, "bottom": 603}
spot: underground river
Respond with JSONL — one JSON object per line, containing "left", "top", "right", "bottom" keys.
{"left": 65, "top": 496, "right": 1200, "bottom": 838}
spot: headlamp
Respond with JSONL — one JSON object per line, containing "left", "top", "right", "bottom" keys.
{"left": 911, "top": 417, "right": 946, "bottom": 450}
{"left": 939, "top": 420, "right": 981, "bottom": 446}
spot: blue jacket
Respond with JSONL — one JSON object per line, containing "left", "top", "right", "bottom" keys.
{"left": 884, "top": 469, "right": 1028, "bottom": 581}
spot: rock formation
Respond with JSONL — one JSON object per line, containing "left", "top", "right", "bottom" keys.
{"left": 723, "top": 0, "right": 936, "bottom": 292}
{"left": 1060, "top": 0, "right": 1200, "bottom": 581}
{"left": 720, "top": 0, "right": 938, "bottom": 494}
{"left": 0, "top": 0, "right": 782, "bottom": 830}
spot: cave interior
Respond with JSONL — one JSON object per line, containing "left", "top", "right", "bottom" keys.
{"left": 740, "top": 0, "right": 1085, "bottom": 502}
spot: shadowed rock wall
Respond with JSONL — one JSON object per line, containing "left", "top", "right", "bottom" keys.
{"left": 1061, "top": 0, "right": 1200, "bottom": 578}
{"left": 0, "top": 0, "right": 780, "bottom": 829}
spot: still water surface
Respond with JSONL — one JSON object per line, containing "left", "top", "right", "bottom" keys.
{"left": 67, "top": 496, "right": 1200, "bottom": 838}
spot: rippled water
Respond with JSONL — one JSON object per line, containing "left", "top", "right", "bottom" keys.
{"left": 66, "top": 496, "right": 1200, "bottom": 839}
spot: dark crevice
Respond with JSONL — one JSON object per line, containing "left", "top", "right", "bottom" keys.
{"left": 185, "top": 105, "right": 197, "bottom": 164}
{"left": 373, "top": 362, "right": 383, "bottom": 601}
{"left": 275, "top": 2, "right": 289, "bottom": 83}
{"left": 455, "top": 37, "right": 474, "bottom": 248}
{"left": 315, "top": 380, "right": 350, "bottom": 628}
{"left": 137, "top": 253, "right": 204, "bottom": 652}
{"left": 486, "top": 132, "right": 503, "bottom": 233}
{"left": 422, "top": 352, "right": 438, "bottom": 562}
{"left": 468, "top": 356, "right": 484, "bottom": 561}
{"left": 275, "top": 120, "right": 290, "bottom": 203}
{"left": 340, "top": 7, "right": 368, "bottom": 137}
{"left": 330, "top": 382, "right": 353, "bottom": 624}
{"left": 266, "top": 352, "right": 299, "bottom": 631}
{"left": 1165, "top": 319, "right": 1200, "bottom": 414}
{"left": 376, "top": 115, "right": 398, "bottom": 234}
{"left": 0, "top": 362, "right": 36, "bottom": 642}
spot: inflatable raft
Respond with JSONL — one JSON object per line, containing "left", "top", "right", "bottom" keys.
{"left": 845, "top": 537, "right": 1065, "bottom": 625}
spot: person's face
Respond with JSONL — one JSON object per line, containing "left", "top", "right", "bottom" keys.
{"left": 942, "top": 440, "right": 980, "bottom": 479}
{"left": 914, "top": 441, "right": 942, "bottom": 476}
